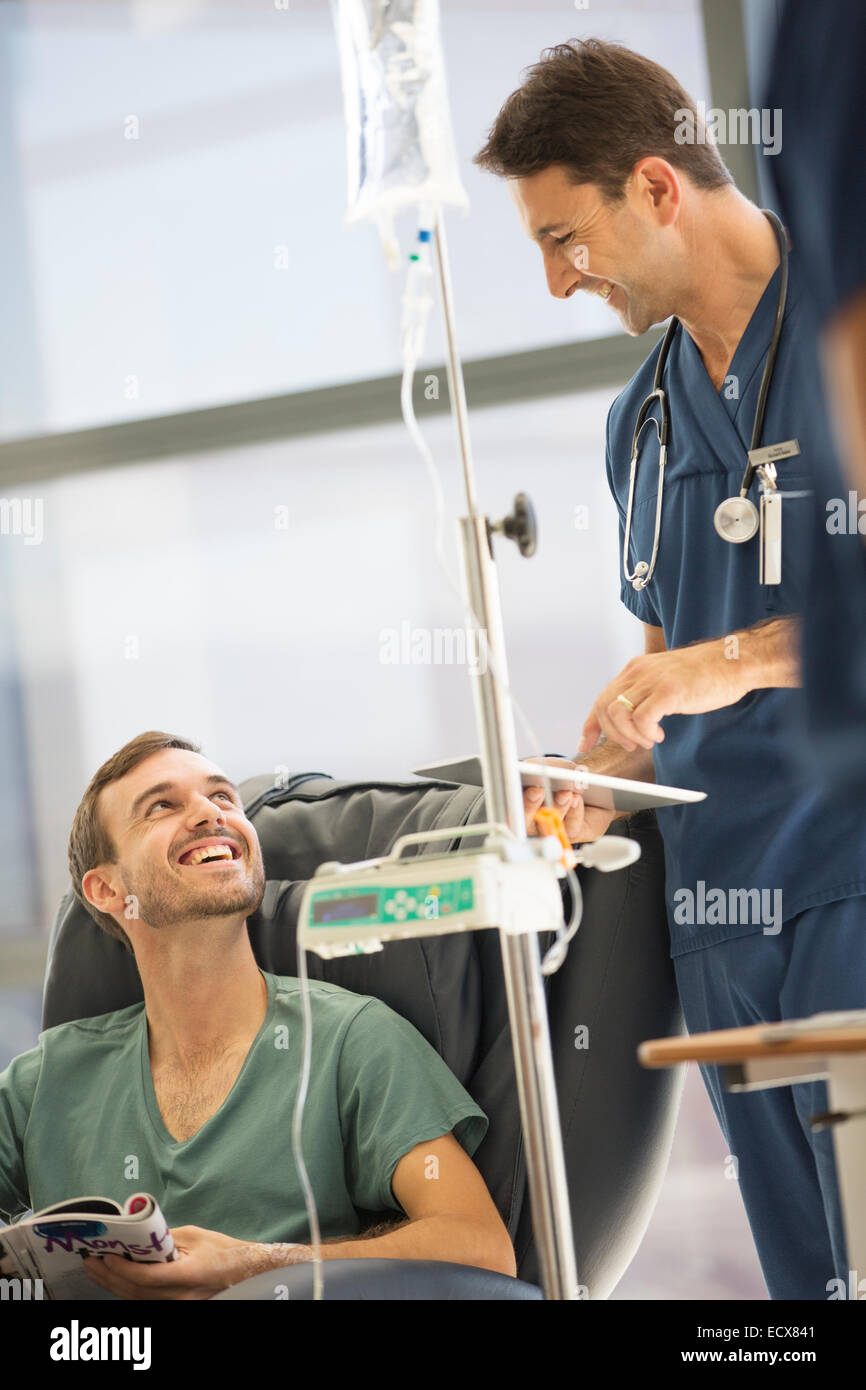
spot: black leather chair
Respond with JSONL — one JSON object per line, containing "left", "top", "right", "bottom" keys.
{"left": 43, "top": 772, "right": 685, "bottom": 1300}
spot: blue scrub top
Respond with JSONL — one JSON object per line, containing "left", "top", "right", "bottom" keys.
{"left": 763, "top": 0, "right": 866, "bottom": 802}
{"left": 605, "top": 252, "right": 866, "bottom": 955}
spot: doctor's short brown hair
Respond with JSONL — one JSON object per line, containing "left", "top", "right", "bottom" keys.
{"left": 474, "top": 38, "right": 733, "bottom": 202}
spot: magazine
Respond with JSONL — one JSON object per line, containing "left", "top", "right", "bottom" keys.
{"left": 0, "top": 1192, "right": 176, "bottom": 1300}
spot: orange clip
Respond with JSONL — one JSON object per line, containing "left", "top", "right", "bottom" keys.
{"left": 533, "top": 806, "right": 577, "bottom": 870}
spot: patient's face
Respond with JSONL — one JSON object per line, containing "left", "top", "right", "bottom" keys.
{"left": 96, "top": 748, "right": 266, "bottom": 930}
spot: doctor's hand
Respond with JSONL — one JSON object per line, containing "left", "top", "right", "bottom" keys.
{"left": 579, "top": 642, "right": 749, "bottom": 753}
{"left": 80, "top": 1224, "right": 301, "bottom": 1300}
{"left": 523, "top": 756, "right": 616, "bottom": 843}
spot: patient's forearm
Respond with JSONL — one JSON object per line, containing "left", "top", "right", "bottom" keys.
{"left": 322, "top": 1214, "right": 513, "bottom": 1273}
{"left": 243, "top": 1215, "right": 515, "bottom": 1278}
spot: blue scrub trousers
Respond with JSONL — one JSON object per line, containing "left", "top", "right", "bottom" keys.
{"left": 673, "top": 896, "right": 866, "bottom": 1300}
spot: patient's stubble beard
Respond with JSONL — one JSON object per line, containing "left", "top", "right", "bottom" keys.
{"left": 123, "top": 852, "right": 266, "bottom": 930}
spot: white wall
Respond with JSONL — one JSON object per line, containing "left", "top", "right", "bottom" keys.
{"left": 0, "top": 0, "right": 709, "bottom": 436}
{"left": 2, "top": 384, "right": 639, "bottom": 929}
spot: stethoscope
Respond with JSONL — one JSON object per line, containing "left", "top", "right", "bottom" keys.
{"left": 622, "top": 208, "right": 799, "bottom": 591}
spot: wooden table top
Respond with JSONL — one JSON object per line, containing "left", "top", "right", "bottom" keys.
{"left": 639, "top": 1021, "right": 866, "bottom": 1067}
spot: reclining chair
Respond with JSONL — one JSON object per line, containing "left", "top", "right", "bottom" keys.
{"left": 43, "top": 771, "right": 685, "bottom": 1300}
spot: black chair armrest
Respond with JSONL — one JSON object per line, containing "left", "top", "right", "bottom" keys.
{"left": 210, "top": 1258, "right": 543, "bottom": 1301}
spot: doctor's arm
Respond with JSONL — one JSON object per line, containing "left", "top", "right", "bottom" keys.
{"left": 580, "top": 614, "right": 800, "bottom": 753}
{"left": 571, "top": 622, "right": 666, "bottom": 774}
{"left": 521, "top": 624, "right": 664, "bottom": 845}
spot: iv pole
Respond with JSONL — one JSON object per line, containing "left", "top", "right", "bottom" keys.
{"left": 432, "top": 209, "right": 579, "bottom": 1301}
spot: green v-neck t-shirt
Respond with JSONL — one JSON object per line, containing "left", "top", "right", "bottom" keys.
{"left": 0, "top": 971, "right": 488, "bottom": 1243}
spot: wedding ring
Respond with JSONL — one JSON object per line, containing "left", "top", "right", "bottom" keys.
{"left": 616, "top": 694, "right": 636, "bottom": 712}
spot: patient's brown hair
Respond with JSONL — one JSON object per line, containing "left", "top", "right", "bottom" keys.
{"left": 67, "top": 731, "right": 200, "bottom": 953}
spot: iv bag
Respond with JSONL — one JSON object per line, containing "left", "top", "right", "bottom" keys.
{"left": 333, "top": 0, "right": 469, "bottom": 255}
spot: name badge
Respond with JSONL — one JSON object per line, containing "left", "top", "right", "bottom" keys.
{"left": 748, "top": 439, "right": 800, "bottom": 469}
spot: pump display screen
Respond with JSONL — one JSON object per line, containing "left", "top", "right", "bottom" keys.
{"left": 308, "top": 877, "right": 475, "bottom": 929}
{"left": 312, "top": 892, "right": 379, "bottom": 925}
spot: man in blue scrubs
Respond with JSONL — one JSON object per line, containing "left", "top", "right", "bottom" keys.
{"left": 475, "top": 38, "right": 866, "bottom": 1298}
{"left": 764, "top": 0, "right": 866, "bottom": 802}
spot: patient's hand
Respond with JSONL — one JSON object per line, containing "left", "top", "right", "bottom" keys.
{"left": 523, "top": 756, "right": 614, "bottom": 843}
{"left": 81, "top": 1224, "right": 283, "bottom": 1301}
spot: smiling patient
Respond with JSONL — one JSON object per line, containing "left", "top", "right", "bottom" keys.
{"left": 0, "top": 731, "right": 518, "bottom": 1299}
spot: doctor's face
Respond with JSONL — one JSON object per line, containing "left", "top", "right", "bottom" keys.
{"left": 86, "top": 748, "right": 266, "bottom": 931}
{"left": 509, "top": 164, "right": 676, "bottom": 336}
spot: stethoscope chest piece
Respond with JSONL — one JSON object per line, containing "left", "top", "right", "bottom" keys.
{"left": 713, "top": 495, "right": 760, "bottom": 543}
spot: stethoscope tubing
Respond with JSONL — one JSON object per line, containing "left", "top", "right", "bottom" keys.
{"left": 622, "top": 208, "right": 790, "bottom": 591}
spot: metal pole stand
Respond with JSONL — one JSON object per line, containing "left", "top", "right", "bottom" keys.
{"left": 434, "top": 210, "right": 578, "bottom": 1300}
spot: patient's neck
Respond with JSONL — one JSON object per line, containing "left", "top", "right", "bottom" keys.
{"left": 133, "top": 920, "right": 268, "bottom": 1072}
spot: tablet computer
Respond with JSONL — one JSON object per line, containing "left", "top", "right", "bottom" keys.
{"left": 411, "top": 755, "right": 706, "bottom": 813}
